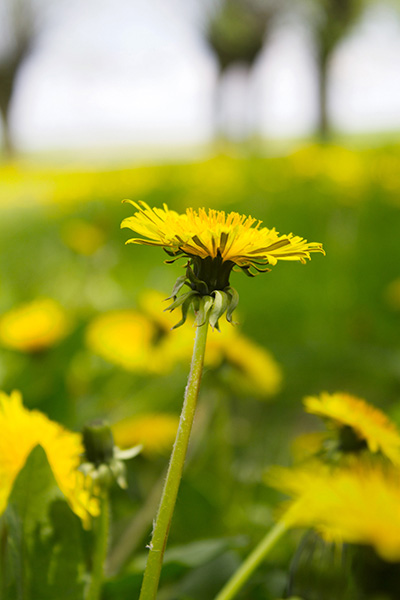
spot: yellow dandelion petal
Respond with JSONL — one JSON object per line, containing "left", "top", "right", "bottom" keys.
{"left": 304, "top": 392, "right": 400, "bottom": 465}
{"left": 268, "top": 459, "right": 400, "bottom": 562}
{"left": 121, "top": 202, "right": 325, "bottom": 269}
{"left": 0, "top": 298, "right": 69, "bottom": 352}
{"left": 0, "top": 390, "right": 98, "bottom": 525}
{"left": 112, "top": 413, "right": 179, "bottom": 457}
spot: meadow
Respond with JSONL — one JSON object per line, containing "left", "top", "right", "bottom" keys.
{"left": 1, "top": 142, "right": 400, "bottom": 599}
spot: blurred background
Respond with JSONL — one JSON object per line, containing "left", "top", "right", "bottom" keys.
{"left": 2, "top": 0, "right": 400, "bottom": 598}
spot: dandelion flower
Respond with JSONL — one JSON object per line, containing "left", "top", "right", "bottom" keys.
{"left": 0, "top": 391, "right": 98, "bottom": 526}
{"left": 206, "top": 324, "right": 282, "bottom": 397}
{"left": 268, "top": 459, "right": 400, "bottom": 562}
{"left": 86, "top": 310, "right": 174, "bottom": 374}
{"left": 112, "top": 413, "right": 179, "bottom": 457}
{"left": 121, "top": 202, "right": 324, "bottom": 327}
{"left": 0, "top": 298, "right": 69, "bottom": 352}
{"left": 304, "top": 392, "right": 400, "bottom": 464}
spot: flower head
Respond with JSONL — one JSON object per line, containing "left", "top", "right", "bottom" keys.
{"left": 112, "top": 413, "right": 179, "bottom": 457}
{"left": 86, "top": 309, "right": 176, "bottom": 374}
{"left": 268, "top": 459, "right": 400, "bottom": 562}
{"left": 121, "top": 202, "right": 324, "bottom": 327}
{"left": 80, "top": 420, "right": 141, "bottom": 490}
{"left": 0, "top": 298, "right": 69, "bottom": 352}
{"left": 304, "top": 392, "right": 400, "bottom": 464}
{"left": 206, "top": 323, "right": 282, "bottom": 397}
{"left": 0, "top": 391, "right": 98, "bottom": 526}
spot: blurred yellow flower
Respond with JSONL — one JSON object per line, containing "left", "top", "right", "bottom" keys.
{"left": 0, "top": 390, "right": 98, "bottom": 526}
{"left": 138, "top": 289, "right": 180, "bottom": 333}
{"left": 86, "top": 309, "right": 175, "bottom": 374}
{"left": 0, "top": 298, "right": 69, "bottom": 352}
{"left": 304, "top": 392, "right": 400, "bottom": 464}
{"left": 112, "top": 413, "right": 179, "bottom": 457}
{"left": 61, "top": 219, "right": 105, "bottom": 256}
{"left": 268, "top": 459, "right": 400, "bottom": 562}
{"left": 207, "top": 325, "right": 282, "bottom": 397}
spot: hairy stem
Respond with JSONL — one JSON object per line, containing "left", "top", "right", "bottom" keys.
{"left": 139, "top": 320, "right": 209, "bottom": 600}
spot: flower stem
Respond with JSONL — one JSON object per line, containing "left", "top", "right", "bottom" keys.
{"left": 86, "top": 492, "right": 110, "bottom": 600}
{"left": 214, "top": 520, "right": 288, "bottom": 600}
{"left": 139, "top": 320, "right": 209, "bottom": 600}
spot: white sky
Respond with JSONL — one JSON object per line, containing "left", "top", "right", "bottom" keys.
{"left": 6, "top": 0, "right": 400, "bottom": 153}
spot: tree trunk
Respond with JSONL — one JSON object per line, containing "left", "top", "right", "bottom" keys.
{"left": 316, "top": 50, "right": 330, "bottom": 142}
{"left": 0, "top": 103, "right": 15, "bottom": 159}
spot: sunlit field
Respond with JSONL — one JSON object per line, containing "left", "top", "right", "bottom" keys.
{"left": 2, "top": 143, "right": 400, "bottom": 599}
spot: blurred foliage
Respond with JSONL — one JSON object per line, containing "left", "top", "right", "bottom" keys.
{"left": 1, "top": 142, "right": 400, "bottom": 598}
{"left": 205, "top": 0, "right": 279, "bottom": 72}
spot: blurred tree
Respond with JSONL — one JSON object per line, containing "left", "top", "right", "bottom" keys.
{"left": 203, "top": 0, "right": 281, "bottom": 141}
{"left": 0, "top": 0, "right": 40, "bottom": 158}
{"left": 304, "top": 0, "right": 366, "bottom": 140}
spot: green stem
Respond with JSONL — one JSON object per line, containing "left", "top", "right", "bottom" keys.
{"left": 86, "top": 492, "right": 110, "bottom": 600}
{"left": 139, "top": 320, "right": 209, "bottom": 600}
{"left": 214, "top": 520, "right": 288, "bottom": 600}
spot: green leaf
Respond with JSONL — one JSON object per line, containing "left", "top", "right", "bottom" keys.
{"left": 7, "top": 445, "right": 62, "bottom": 541}
{"left": 3, "top": 445, "right": 86, "bottom": 600}
{"left": 31, "top": 500, "right": 85, "bottom": 600}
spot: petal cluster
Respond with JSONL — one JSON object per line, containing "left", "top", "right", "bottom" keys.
{"left": 0, "top": 391, "right": 99, "bottom": 525}
{"left": 304, "top": 392, "right": 400, "bottom": 465}
{"left": 0, "top": 298, "right": 69, "bottom": 352}
{"left": 121, "top": 201, "right": 325, "bottom": 268}
{"left": 268, "top": 460, "right": 400, "bottom": 562}
{"left": 112, "top": 413, "right": 179, "bottom": 457}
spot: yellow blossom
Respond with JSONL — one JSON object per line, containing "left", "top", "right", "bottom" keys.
{"left": 0, "top": 298, "right": 69, "bottom": 352}
{"left": 268, "top": 459, "right": 400, "bottom": 562}
{"left": 122, "top": 203, "right": 324, "bottom": 328}
{"left": 206, "top": 324, "right": 282, "bottom": 397}
{"left": 0, "top": 391, "right": 98, "bottom": 526}
{"left": 112, "top": 413, "right": 179, "bottom": 457}
{"left": 121, "top": 201, "right": 324, "bottom": 269}
{"left": 304, "top": 392, "right": 400, "bottom": 464}
{"left": 85, "top": 309, "right": 176, "bottom": 374}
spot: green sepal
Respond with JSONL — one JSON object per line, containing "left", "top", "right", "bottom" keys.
{"left": 172, "top": 294, "right": 197, "bottom": 329}
{"left": 168, "top": 274, "right": 188, "bottom": 299}
{"left": 164, "top": 290, "right": 198, "bottom": 312}
{"left": 186, "top": 264, "right": 209, "bottom": 295}
{"left": 209, "top": 291, "right": 229, "bottom": 331}
{"left": 194, "top": 295, "right": 214, "bottom": 327}
{"left": 225, "top": 286, "right": 239, "bottom": 323}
